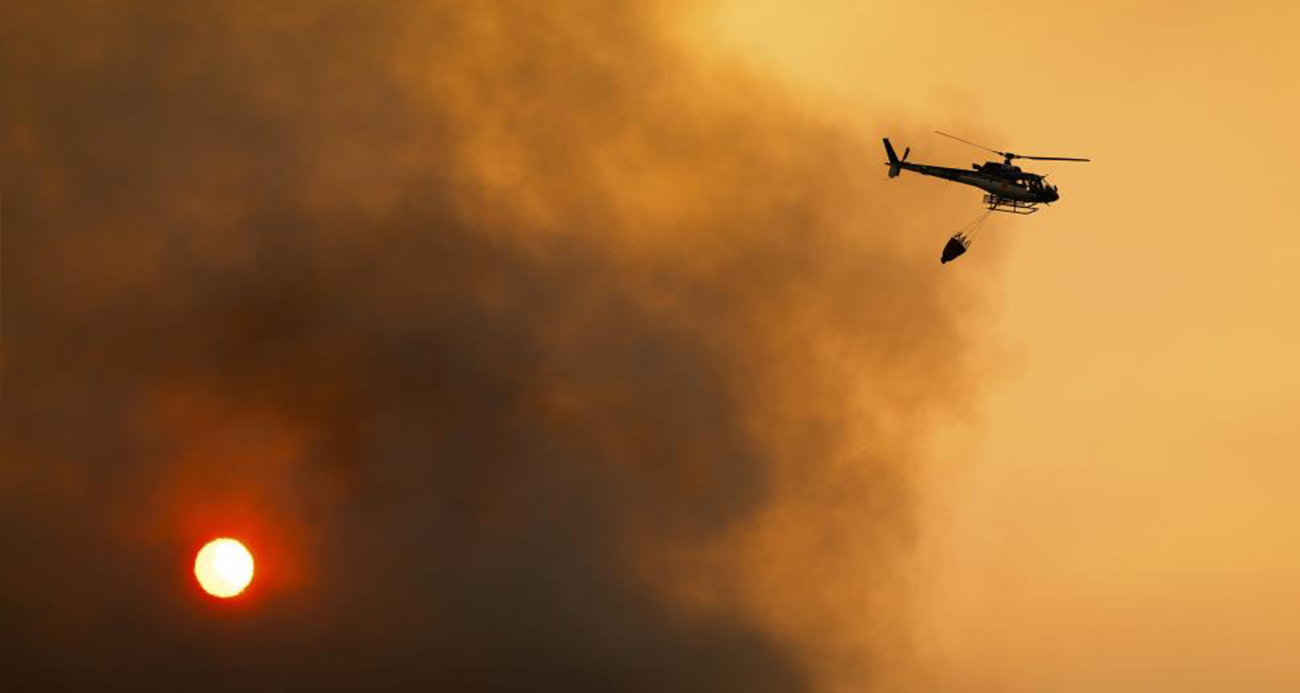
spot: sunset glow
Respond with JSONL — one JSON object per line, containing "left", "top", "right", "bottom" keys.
{"left": 194, "top": 538, "right": 254, "bottom": 598}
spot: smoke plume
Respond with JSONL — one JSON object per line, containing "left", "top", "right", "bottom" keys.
{"left": 1, "top": 1, "right": 995, "bottom": 690}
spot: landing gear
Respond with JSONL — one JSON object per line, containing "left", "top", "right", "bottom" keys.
{"left": 984, "top": 194, "right": 1039, "bottom": 215}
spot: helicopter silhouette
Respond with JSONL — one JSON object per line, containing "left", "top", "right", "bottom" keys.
{"left": 883, "top": 131, "right": 1089, "bottom": 262}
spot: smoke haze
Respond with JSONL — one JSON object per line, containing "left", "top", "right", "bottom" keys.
{"left": 692, "top": 2, "right": 1300, "bottom": 691}
{"left": 1, "top": 2, "right": 997, "bottom": 690}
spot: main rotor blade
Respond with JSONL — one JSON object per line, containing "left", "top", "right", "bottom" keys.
{"left": 1016, "top": 155, "right": 1091, "bottom": 162}
{"left": 934, "top": 130, "right": 1004, "bottom": 156}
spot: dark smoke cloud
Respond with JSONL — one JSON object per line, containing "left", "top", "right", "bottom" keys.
{"left": 1, "top": 1, "right": 996, "bottom": 690}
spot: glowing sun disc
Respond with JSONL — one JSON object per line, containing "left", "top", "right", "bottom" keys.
{"left": 194, "top": 538, "right": 254, "bottom": 598}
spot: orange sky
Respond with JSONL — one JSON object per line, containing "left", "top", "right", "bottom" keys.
{"left": 1, "top": 2, "right": 1003, "bottom": 689}
{"left": 690, "top": 1, "right": 1300, "bottom": 690}
{"left": 4, "top": 2, "right": 1296, "bottom": 690}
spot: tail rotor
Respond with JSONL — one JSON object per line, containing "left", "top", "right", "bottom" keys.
{"left": 883, "top": 138, "right": 909, "bottom": 178}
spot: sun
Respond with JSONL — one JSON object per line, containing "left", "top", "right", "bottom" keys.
{"left": 194, "top": 538, "right": 255, "bottom": 598}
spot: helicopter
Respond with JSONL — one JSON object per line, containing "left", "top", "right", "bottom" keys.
{"left": 883, "top": 131, "right": 1090, "bottom": 262}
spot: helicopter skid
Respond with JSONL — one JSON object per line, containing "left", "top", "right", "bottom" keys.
{"left": 983, "top": 195, "right": 1039, "bottom": 214}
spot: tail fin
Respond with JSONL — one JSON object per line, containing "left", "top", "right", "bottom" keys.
{"left": 883, "top": 138, "right": 906, "bottom": 178}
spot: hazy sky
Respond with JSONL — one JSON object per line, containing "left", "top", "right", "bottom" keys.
{"left": 4, "top": 1, "right": 1297, "bottom": 692}
{"left": 690, "top": 1, "right": 1300, "bottom": 690}
{"left": 3, "top": 2, "right": 988, "bottom": 691}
